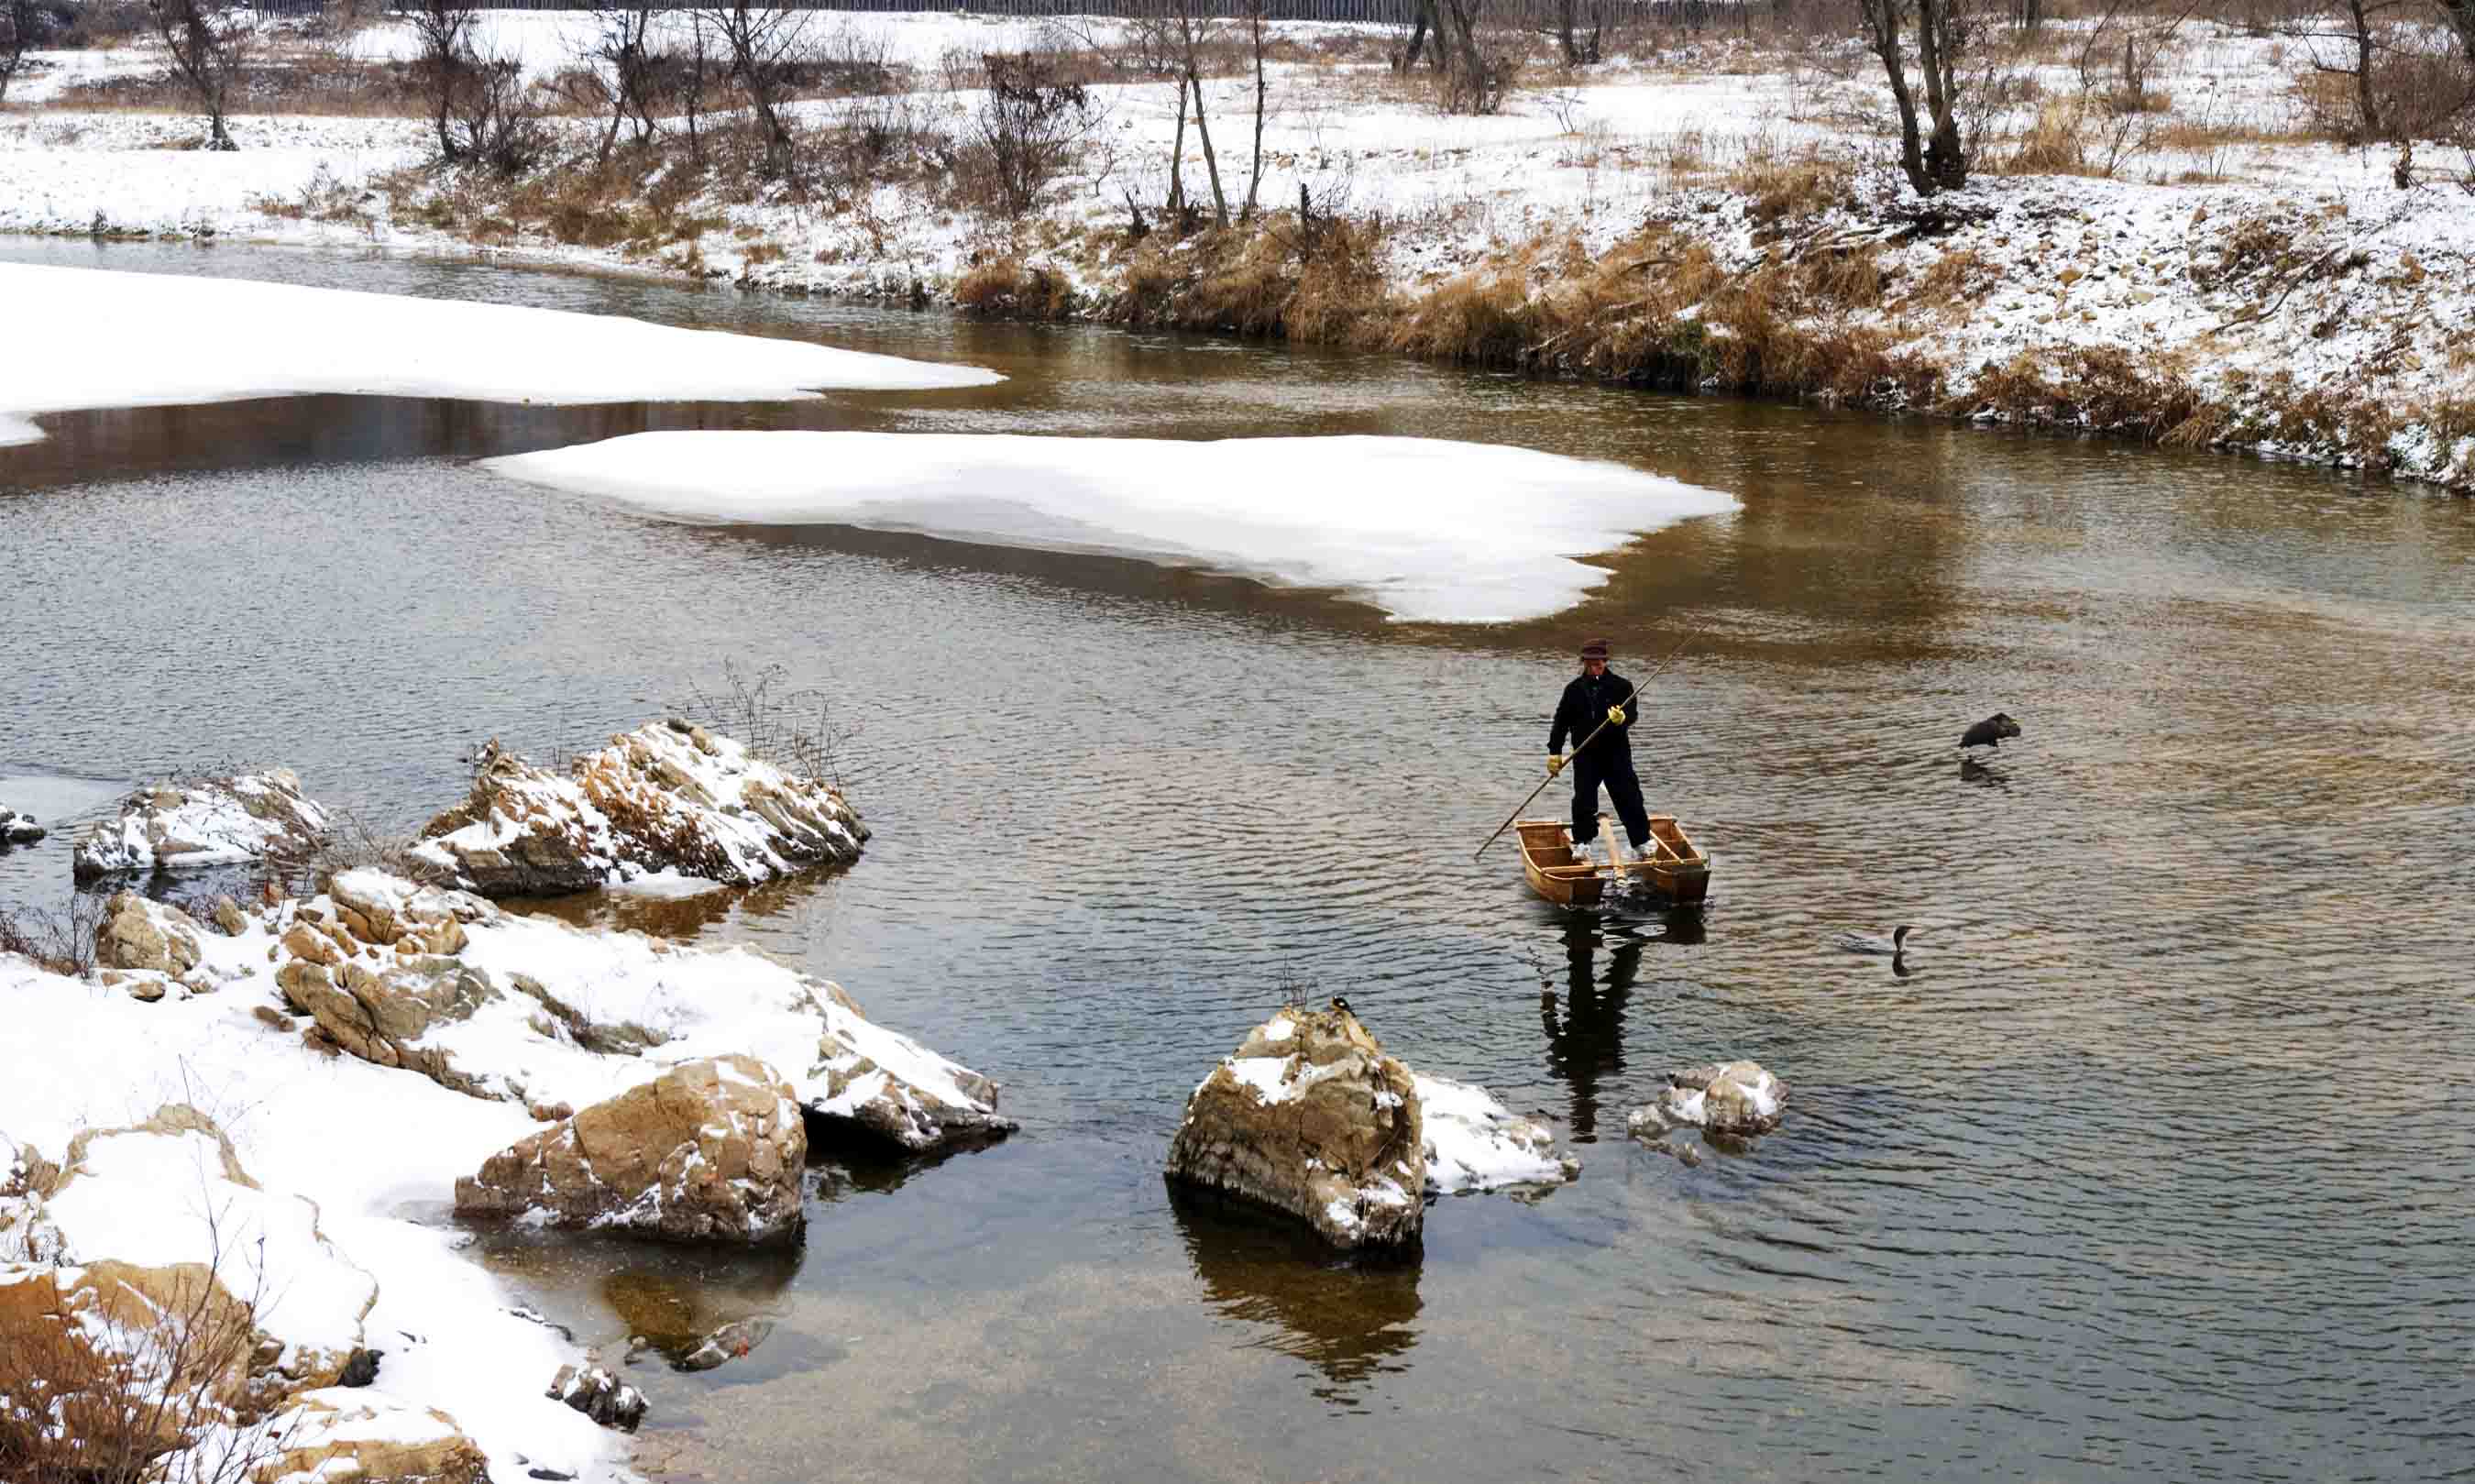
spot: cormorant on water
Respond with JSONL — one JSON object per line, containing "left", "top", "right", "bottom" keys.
{"left": 1836, "top": 926, "right": 1916, "bottom": 956}
{"left": 1960, "top": 712, "right": 2022, "bottom": 752}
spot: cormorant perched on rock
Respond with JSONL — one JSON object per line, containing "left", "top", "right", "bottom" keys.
{"left": 1330, "top": 995, "right": 1354, "bottom": 1017}
{"left": 1960, "top": 712, "right": 2021, "bottom": 752}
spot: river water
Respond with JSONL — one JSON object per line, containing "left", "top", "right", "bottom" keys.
{"left": 3, "top": 240, "right": 2470, "bottom": 1484}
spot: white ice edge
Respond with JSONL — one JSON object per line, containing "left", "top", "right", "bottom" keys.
{"left": 0, "top": 263, "right": 1001, "bottom": 446}
{"left": 481, "top": 431, "right": 1741, "bottom": 624}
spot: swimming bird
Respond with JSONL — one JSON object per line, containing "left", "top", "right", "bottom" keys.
{"left": 1835, "top": 926, "right": 1916, "bottom": 956}
{"left": 1960, "top": 712, "right": 2021, "bottom": 752}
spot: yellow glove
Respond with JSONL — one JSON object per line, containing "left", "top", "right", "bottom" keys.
{"left": 1607, "top": 705, "right": 1626, "bottom": 725}
{"left": 1546, "top": 754, "right": 1565, "bottom": 777}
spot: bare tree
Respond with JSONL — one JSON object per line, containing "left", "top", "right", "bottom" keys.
{"left": 585, "top": 0, "right": 665, "bottom": 166}
{"left": 1, "top": 0, "right": 38, "bottom": 104}
{"left": 1553, "top": 0, "right": 1605, "bottom": 65}
{"left": 1858, "top": 0, "right": 1971, "bottom": 193}
{"left": 406, "top": 0, "right": 479, "bottom": 161}
{"left": 695, "top": 0, "right": 809, "bottom": 180}
{"left": 147, "top": 0, "right": 252, "bottom": 150}
{"left": 2441, "top": 0, "right": 2475, "bottom": 69}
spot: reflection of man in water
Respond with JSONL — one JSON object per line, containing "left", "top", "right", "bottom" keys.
{"left": 1539, "top": 917, "right": 1641, "bottom": 1142}
{"left": 1546, "top": 637, "right": 1651, "bottom": 859}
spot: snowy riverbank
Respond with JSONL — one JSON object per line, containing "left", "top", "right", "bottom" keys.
{"left": 3, "top": 11, "right": 2470, "bottom": 489}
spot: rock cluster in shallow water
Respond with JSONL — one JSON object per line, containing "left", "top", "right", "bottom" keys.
{"left": 72, "top": 768, "right": 329, "bottom": 883}
{"left": 411, "top": 720, "right": 867, "bottom": 898}
{"left": 0, "top": 806, "right": 42, "bottom": 846}
{"left": 1627, "top": 1060, "right": 1788, "bottom": 1141}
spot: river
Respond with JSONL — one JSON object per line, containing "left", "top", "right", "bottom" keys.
{"left": 3, "top": 238, "right": 2470, "bottom": 1483}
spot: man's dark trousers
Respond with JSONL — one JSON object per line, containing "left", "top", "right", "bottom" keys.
{"left": 1573, "top": 753, "right": 1650, "bottom": 849}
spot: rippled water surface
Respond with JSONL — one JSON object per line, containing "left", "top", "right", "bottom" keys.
{"left": 5, "top": 240, "right": 2472, "bottom": 1484}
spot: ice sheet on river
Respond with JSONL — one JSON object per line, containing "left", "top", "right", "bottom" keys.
{"left": 481, "top": 430, "right": 1740, "bottom": 623}
{"left": 0, "top": 263, "right": 1002, "bottom": 447}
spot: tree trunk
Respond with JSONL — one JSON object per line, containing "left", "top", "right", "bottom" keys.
{"left": 1859, "top": 0, "right": 1931, "bottom": 195}
{"left": 1243, "top": 13, "right": 1267, "bottom": 221}
{"left": 1167, "top": 70, "right": 1187, "bottom": 215}
{"left": 1398, "top": 0, "right": 1432, "bottom": 70}
{"left": 1915, "top": 0, "right": 1965, "bottom": 190}
{"left": 2348, "top": 0, "right": 2382, "bottom": 139}
{"left": 1189, "top": 70, "right": 1227, "bottom": 229}
{"left": 1556, "top": 0, "right": 1579, "bottom": 65}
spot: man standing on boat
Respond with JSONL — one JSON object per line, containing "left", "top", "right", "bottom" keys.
{"left": 1547, "top": 638, "right": 1652, "bottom": 861}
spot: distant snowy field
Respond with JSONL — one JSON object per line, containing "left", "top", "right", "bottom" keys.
{"left": 2, "top": 11, "right": 2470, "bottom": 488}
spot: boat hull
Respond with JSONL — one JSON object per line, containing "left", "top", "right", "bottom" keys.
{"left": 1513, "top": 815, "right": 1710, "bottom": 907}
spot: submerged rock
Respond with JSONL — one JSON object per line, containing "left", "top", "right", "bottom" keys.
{"left": 1166, "top": 1006, "right": 1425, "bottom": 1251}
{"left": 455, "top": 1055, "right": 807, "bottom": 1247}
{"left": 1627, "top": 1060, "right": 1788, "bottom": 1139}
{"left": 72, "top": 768, "right": 329, "bottom": 883}
{"left": 0, "top": 806, "right": 43, "bottom": 846}
{"left": 411, "top": 721, "right": 866, "bottom": 899}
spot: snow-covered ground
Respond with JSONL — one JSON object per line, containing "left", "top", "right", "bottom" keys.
{"left": 2, "top": 11, "right": 2470, "bottom": 488}
{"left": 482, "top": 430, "right": 1738, "bottom": 623}
{"left": 0, "top": 259, "right": 998, "bottom": 446}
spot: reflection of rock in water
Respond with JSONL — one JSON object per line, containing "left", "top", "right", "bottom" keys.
{"left": 602, "top": 1261, "right": 798, "bottom": 1371}
{"left": 1165, "top": 1181, "right": 1423, "bottom": 1403}
{"left": 505, "top": 867, "right": 845, "bottom": 941}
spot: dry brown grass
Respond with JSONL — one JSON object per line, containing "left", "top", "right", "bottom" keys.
{"left": 954, "top": 257, "right": 1078, "bottom": 319}
{"left": 1725, "top": 144, "right": 1854, "bottom": 224}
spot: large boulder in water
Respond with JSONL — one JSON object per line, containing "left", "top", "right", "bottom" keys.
{"left": 410, "top": 721, "right": 866, "bottom": 899}
{"left": 72, "top": 769, "right": 329, "bottom": 883}
{"left": 1166, "top": 1005, "right": 1425, "bottom": 1251}
{"left": 454, "top": 1055, "right": 806, "bottom": 1246}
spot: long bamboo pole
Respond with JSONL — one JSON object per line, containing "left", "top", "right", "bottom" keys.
{"left": 1472, "top": 632, "right": 1691, "bottom": 861}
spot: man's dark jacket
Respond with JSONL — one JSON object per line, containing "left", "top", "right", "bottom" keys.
{"left": 1549, "top": 668, "right": 1636, "bottom": 760}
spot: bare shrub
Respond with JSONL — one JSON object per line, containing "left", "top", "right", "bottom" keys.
{"left": 669, "top": 660, "right": 864, "bottom": 790}
{"left": 969, "top": 50, "right": 1100, "bottom": 219}
{"left": 0, "top": 1179, "right": 296, "bottom": 1484}
{"left": 266, "top": 808, "right": 424, "bottom": 898}
{"left": 0, "top": 891, "right": 106, "bottom": 977}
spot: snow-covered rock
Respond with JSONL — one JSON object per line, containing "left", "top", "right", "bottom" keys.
{"left": 546, "top": 1364, "right": 647, "bottom": 1433}
{"left": 270, "top": 870, "right": 1011, "bottom": 1151}
{"left": 1415, "top": 1074, "right": 1580, "bottom": 1193}
{"left": 253, "top": 1389, "right": 492, "bottom": 1484}
{"left": 16, "top": 1104, "right": 380, "bottom": 1403}
{"left": 1627, "top": 1061, "right": 1788, "bottom": 1139}
{"left": 0, "top": 806, "right": 42, "bottom": 846}
{"left": 454, "top": 1055, "right": 805, "bottom": 1247}
{"left": 411, "top": 721, "right": 867, "bottom": 898}
{"left": 1166, "top": 1005, "right": 1425, "bottom": 1251}
{"left": 72, "top": 769, "right": 329, "bottom": 883}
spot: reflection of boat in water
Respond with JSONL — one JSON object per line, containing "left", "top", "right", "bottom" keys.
{"left": 1515, "top": 813, "right": 1710, "bottom": 907}
{"left": 1165, "top": 1181, "right": 1424, "bottom": 1399}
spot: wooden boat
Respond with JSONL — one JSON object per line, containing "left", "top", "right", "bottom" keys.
{"left": 1514, "top": 812, "right": 1710, "bottom": 907}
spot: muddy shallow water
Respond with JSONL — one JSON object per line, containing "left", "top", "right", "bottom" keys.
{"left": 4, "top": 239, "right": 2470, "bottom": 1483}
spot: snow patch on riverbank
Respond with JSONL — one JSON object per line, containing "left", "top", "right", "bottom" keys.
{"left": 0, "top": 261, "right": 1000, "bottom": 446}
{"left": 481, "top": 430, "right": 1738, "bottom": 623}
